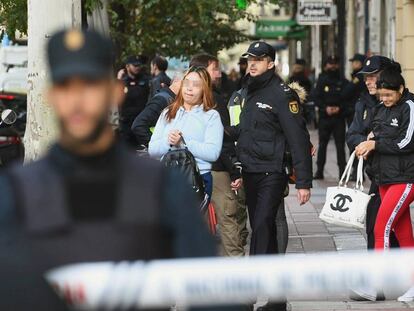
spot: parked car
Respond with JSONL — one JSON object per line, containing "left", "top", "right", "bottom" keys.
{"left": 0, "top": 46, "right": 27, "bottom": 167}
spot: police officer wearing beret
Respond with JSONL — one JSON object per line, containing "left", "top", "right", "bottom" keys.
{"left": 119, "top": 55, "right": 150, "bottom": 147}
{"left": 346, "top": 55, "right": 399, "bottom": 260}
{"left": 313, "top": 56, "right": 349, "bottom": 180}
{"left": 0, "top": 29, "right": 222, "bottom": 310}
{"left": 227, "top": 41, "right": 312, "bottom": 311}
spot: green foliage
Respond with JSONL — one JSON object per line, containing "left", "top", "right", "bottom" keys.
{"left": 109, "top": 0, "right": 263, "bottom": 61}
{"left": 0, "top": 0, "right": 283, "bottom": 60}
{"left": 0, "top": 0, "right": 27, "bottom": 39}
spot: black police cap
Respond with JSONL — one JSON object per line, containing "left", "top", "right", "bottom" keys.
{"left": 295, "top": 58, "right": 307, "bottom": 66}
{"left": 47, "top": 28, "right": 114, "bottom": 83}
{"left": 242, "top": 41, "right": 275, "bottom": 61}
{"left": 325, "top": 55, "right": 340, "bottom": 64}
{"left": 349, "top": 53, "right": 366, "bottom": 63}
{"left": 358, "top": 55, "right": 392, "bottom": 74}
{"left": 126, "top": 55, "right": 145, "bottom": 66}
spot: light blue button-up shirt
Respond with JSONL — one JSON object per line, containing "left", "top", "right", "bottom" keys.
{"left": 149, "top": 105, "right": 224, "bottom": 174}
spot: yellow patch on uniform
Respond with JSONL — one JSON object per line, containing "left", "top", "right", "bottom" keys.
{"left": 363, "top": 109, "right": 367, "bottom": 120}
{"left": 124, "top": 86, "right": 128, "bottom": 94}
{"left": 64, "top": 29, "right": 85, "bottom": 51}
{"left": 324, "top": 86, "right": 329, "bottom": 92}
{"left": 289, "top": 101, "right": 299, "bottom": 114}
{"left": 353, "top": 77, "right": 360, "bottom": 84}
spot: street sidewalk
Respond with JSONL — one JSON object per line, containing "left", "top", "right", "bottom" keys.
{"left": 283, "top": 129, "right": 414, "bottom": 310}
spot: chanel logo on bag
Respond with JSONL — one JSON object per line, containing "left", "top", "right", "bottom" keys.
{"left": 330, "top": 194, "right": 352, "bottom": 212}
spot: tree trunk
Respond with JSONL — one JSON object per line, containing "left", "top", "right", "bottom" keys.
{"left": 24, "top": 0, "right": 82, "bottom": 162}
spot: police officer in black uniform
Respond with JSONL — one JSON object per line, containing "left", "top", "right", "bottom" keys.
{"left": 119, "top": 55, "right": 150, "bottom": 147}
{"left": 0, "top": 29, "right": 222, "bottom": 311}
{"left": 227, "top": 41, "right": 312, "bottom": 311}
{"left": 346, "top": 55, "right": 399, "bottom": 255}
{"left": 313, "top": 56, "right": 349, "bottom": 179}
{"left": 343, "top": 53, "right": 366, "bottom": 126}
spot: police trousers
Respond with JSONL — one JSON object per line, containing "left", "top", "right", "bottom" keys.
{"left": 243, "top": 171, "right": 288, "bottom": 255}
{"left": 316, "top": 116, "right": 346, "bottom": 175}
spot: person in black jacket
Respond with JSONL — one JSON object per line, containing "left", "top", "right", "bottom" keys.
{"left": 0, "top": 29, "right": 226, "bottom": 311}
{"left": 288, "top": 59, "right": 314, "bottom": 126}
{"left": 355, "top": 67, "right": 414, "bottom": 303}
{"left": 356, "top": 66, "right": 414, "bottom": 249}
{"left": 313, "top": 56, "right": 349, "bottom": 179}
{"left": 131, "top": 76, "right": 181, "bottom": 148}
{"left": 149, "top": 55, "right": 171, "bottom": 98}
{"left": 118, "top": 55, "right": 150, "bottom": 148}
{"left": 346, "top": 55, "right": 400, "bottom": 255}
{"left": 342, "top": 53, "right": 366, "bottom": 126}
{"left": 227, "top": 41, "right": 312, "bottom": 311}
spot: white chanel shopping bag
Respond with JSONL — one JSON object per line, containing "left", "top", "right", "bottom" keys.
{"left": 319, "top": 151, "right": 371, "bottom": 229}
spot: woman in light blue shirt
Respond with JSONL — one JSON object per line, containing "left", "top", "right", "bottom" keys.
{"left": 149, "top": 66, "right": 223, "bottom": 198}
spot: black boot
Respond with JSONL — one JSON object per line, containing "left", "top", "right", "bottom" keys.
{"left": 313, "top": 171, "right": 324, "bottom": 180}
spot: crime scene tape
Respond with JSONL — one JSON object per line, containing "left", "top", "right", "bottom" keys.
{"left": 46, "top": 249, "right": 414, "bottom": 310}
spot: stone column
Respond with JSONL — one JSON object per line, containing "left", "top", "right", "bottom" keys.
{"left": 401, "top": 0, "right": 414, "bottom": 89}
{"left": 25, "top": 0, "right": 82, "bottom": 161}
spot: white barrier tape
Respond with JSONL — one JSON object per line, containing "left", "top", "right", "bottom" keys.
{"left": 45, "top": 250, "right": 414, "bottom": 310}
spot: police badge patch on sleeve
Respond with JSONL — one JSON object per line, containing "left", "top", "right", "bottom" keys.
{"left": 289, "top": 101, "right": 299, "bottom": 114}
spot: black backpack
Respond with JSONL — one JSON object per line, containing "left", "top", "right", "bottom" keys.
{"left": 160, "top": 136, "right": 208, "bottom": 211}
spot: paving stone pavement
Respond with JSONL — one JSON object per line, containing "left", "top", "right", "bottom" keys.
{"left": 282, "top": 130, "right": 414, "bottom": 310}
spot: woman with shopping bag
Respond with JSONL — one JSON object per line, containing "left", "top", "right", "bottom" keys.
{"left": 355, "top": 65, "right": 414, "bottom": 301}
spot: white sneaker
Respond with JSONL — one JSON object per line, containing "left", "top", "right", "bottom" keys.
{"left": 350, "top": 286, "right": 377, "bottom": 301}
{"left": 398, "top": 286, "right": 414, "bottom": 302}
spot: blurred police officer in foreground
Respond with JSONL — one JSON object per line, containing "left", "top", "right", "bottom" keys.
{"left": 227, "top": 41, "right": 312, "bottom": 311}
{"left": 0, "top": 29, "right": 218, "bottom": 311}
{"left": 312, "top": 56, "right": 349, "bottom": 180}
{"left": 346, "top": 56, "right": 399, "bottom": 255}
{"left": 118, "top": 55, "right": 150, "bottom": 147}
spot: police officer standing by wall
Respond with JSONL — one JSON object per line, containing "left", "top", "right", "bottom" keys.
{"left": 227, "top": 41, "right": 312, "bottom": 311}
{"left": 0, "top": 29, "right": 221, "bottom": 310}
{"left": 118, "top": 55, "right": 150, "bottom": 147}
{"left": 313, "top": 56, "right": 349, "bottom": 180}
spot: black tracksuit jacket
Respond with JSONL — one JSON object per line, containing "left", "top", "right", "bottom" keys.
{"left": 369, "top": 90, "right": 414, "bottom": 185}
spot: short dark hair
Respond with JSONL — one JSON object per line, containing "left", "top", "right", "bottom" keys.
{"left": 151, "top": 56, "right": 168, "bottom": 71}
{"left": 189, "top": 53, "right": 219, "bottom": 69}
{"left": 377, "top": 62, "right": 404, "bottom": 91}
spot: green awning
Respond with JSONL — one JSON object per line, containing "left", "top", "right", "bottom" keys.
{"left": 255, "top": 19, "right": 308, "bottom": 39}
